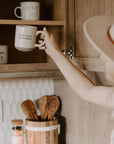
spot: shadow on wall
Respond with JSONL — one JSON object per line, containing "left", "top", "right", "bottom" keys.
{"left": 58, "top": 116, "right": 66, "bottom": 144}
{"left": 56, "top": 96, "right": 66, "bottom": 144}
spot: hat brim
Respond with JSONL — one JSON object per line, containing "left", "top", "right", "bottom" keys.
{"left": 83, "top": 16, "right": 114, "bottom": 63}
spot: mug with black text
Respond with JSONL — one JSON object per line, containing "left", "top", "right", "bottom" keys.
{"left": 14, "top": 25, "right": 45, "bottom": 52}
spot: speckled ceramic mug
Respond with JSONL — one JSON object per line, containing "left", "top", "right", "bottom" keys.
{"left": 14, "top": 1, "right": 40, "bottom": 20}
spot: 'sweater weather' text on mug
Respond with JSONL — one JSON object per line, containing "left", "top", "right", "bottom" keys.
{"left": 14, "top": 1, "right": 40, "bottom": 20}
{"left": 14, "top": 25, "right": 45, "bottom": 52}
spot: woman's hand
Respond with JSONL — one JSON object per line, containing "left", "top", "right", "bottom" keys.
{"left": 39, "top": 27, "right": 61, "bottom": 57}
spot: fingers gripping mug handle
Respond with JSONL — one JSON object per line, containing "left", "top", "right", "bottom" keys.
{"left": 14, "top": 6, "right": 22, "bottom": 19}
{"left": 35, "top": 31, "right": 45, "bottom": 47}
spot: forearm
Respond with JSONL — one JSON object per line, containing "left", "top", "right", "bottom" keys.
{"left": 51, "top": 50, "right": 114, "bottom": 108}
{"left": 40, "top": 28, "right": 114, "bottom": 108}
{"left": 87, "top": 86, "right": 114, "bottom": 108}
{"left": 50, "top": 49, "right": 95, "bottom": 98}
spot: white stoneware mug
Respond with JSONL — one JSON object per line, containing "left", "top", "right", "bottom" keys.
{"left": 14, "top": 1, "right": 40, "bottom": 20}
{"left": 0, "top": 45, "right": 8, "bottom": 64}
{"left": 14, "top": 25, "right": 45, "bottom": 52}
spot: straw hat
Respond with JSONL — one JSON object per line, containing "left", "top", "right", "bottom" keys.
{"left": 83, "top": 16, "right": 114, "bottom": 63}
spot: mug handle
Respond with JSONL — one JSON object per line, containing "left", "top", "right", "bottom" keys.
{"left": 14, "top": 6, "right": 22, "bottom": 19}
{"left": 35, "top": 31, "right": 45, "bottom": 47}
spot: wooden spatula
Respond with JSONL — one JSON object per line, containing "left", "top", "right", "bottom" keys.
{"left": 47, "top": 96, "right": 60, "bottom": 120}
{"left": 38, "top": 95, "right": 50, "bottom": 121}
{"left": 21, "top": 99, "right": 38, "bottom": 120}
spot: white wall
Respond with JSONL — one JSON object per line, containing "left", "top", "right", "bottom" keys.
{"left": 0, "top": 78, "right": 54, "bottom": 144}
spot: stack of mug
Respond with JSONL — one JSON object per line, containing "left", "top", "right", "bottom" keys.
{"left": 0, "top": 1, "right": 44, "bottom": 64}
{"left": 14, "top": 1, "right": 45, "bottom": 52}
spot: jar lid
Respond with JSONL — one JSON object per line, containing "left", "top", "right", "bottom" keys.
{"left": 11, "top": 119, "right": 23, "bottom": 125}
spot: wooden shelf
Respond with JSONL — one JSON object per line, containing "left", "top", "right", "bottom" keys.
{"left": 0, "top": 20, "right": 64, "bottom": 26}
{"left": 0, "top": 63, "right": 63, "bottom": 79}
{"left": 0, "top": 63, "right": 59, "bottom": 73}
{"left": 0, "top": 58, "right": 105, "bottom": 79}
{"left": 0, "top": 71, "right": 63, "bottom": 79}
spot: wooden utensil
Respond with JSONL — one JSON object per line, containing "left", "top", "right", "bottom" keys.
{"left": 38, "top": 95, "right": 49, "bottom": 121}
{"left": 21, "top": 99, "right": 38, "bottom": 120}
{"left": 47, "top": 96, "right": 60, "bottom": 120}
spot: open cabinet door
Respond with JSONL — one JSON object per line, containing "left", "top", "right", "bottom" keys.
{"left": 64, "top": 0, "right": 75, "bottom": 57}
{"left": 68, "top": 0, "right": 75, "bottom": 57}
{"left": 66, "top": 0, "right": 106, "bottom": 72}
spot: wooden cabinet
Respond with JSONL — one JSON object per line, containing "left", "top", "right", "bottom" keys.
{"left": 0, "top": 0, "right": 107, "bottom": 79}
{"left": 0, "top": 0, "right": 69, "bottom": 79}
{"left": 67, "top": 0, "right": 106, "bottom": 73}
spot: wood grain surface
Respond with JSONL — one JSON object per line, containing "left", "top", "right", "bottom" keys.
{"left": 26, "top": 118, "right": 58, "bottom": 144}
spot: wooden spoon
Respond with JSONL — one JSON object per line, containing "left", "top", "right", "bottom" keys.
{"left": 38, "top": 95, "right": 50, "bottom": 121}
{"left": 21, "top": 99, "right": 38, "bottom": 120}
{"left": 47, "top": 96, "right": 60, "bottom": 120}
